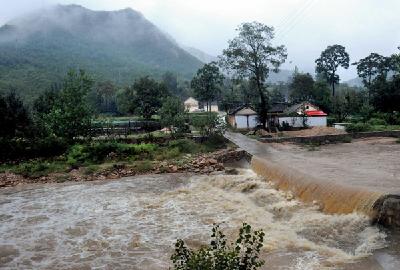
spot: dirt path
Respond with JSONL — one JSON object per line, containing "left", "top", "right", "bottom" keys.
{"left": 225, "top": 132, "right": 400, "bottom": 195}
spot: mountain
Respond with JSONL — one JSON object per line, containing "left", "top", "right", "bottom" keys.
{"left": 0, "top": 4, "right": 203, "bottom": 102}
{"left": 343, "top": 77, "right": 363, "bottom": 87}
{"left": 183, "top": 46, "right": 218, "bottom": 64}
{"left": 267, "top": 69, "right": 294, "bottom": 84}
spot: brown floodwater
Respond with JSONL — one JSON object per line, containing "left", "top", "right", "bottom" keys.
{"left": 0, "top": 170, "right": 399, "bottom": 269}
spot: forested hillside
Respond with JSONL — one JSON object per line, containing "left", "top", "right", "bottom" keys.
{"left": 0, "top": 4, "right": 203, "bottom": 102}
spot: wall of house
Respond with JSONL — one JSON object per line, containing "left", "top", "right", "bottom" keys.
{"left": 279, "top": 117, "right": 327, "bottom": 127}
{"left": 235, "top": 115, "right": 258, "bottom": 129}
{"left": 210, "top": 105, "right": 219, "bottom": 112}
{"left": 307, "top": 117, "right": 327, "bottom": 127}
{"left": 185, "top": 104, "right": 199, "bottom": 112}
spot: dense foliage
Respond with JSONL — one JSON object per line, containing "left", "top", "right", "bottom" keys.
{"left": 160, "top": 97, "right": 188, "bottom": 136}
{"left": 191, "top": 62, "right": 224, "bottom": 111}
{"left": 171, "top": 223, "right": 265, "bottom": 270}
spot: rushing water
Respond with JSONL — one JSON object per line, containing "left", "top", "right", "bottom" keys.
{"left": 0, "top": 170, "right": 398, "bottom": 269}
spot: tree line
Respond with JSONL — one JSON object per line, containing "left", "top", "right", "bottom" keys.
{"left": 1, "top": 21, "right": 400, "bottom": 153}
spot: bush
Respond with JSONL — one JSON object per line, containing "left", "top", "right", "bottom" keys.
{"left": 168, "top": 139, "right": 200, "bottom": 154}
{"left": 0, "top": 136, "right": 68, "bottom": 162}
{"left": 204, "top": 134, "right": 227, "bottom": 151}
{"left": 12, "top": 160, "right": 67, "bottom": 178}
{"left": 133, "top": 160, "right": 153, "bottom": 172}
{"left": 191, "top": 113, "right": 226, "bottom": 137}
{"left": 171, "top": 223, "right": 265, "bottom": 270}
{"left": 345, "top": 123, "right": 372, "bottom": 133}
{"left": 367, "top": 118, "right": 387, "bottom": 126}
{"left": 67, "top": 142, "right": 157, "bottom": 166}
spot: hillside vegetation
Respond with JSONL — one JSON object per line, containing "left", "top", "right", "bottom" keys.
{"left": 0, "top": 4, "right": 202, "bottom": 102}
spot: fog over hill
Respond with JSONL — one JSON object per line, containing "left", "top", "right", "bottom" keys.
{"left": 0, "top": 4, "right": 202, "bottom": 101}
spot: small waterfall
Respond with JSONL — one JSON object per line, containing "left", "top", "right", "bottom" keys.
{"left": 251, "top": 156, "right": 385, "bottom": 218}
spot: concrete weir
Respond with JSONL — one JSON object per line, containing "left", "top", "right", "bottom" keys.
{"left": 224, "top": 132, "right": 400, "bottom": 227}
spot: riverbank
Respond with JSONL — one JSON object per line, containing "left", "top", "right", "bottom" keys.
{"left": 0, "top": 148, "right": 247, "bottom": 188}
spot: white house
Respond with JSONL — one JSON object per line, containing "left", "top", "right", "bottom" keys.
{"left": 210, "top": 102, "right": 219, "bottom": 112}
{"left": 184, "top": 97, "right": 199, "bottom": 112}
{"left": 228, "top": 106, "right": 259, "bottom": 129}
{"left": 184, "top": 98, "right": 219, "bottom": 113}
{"left": 269, "top": 102, "right": 327, "bottom": 128}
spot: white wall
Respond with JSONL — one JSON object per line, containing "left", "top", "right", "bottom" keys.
{"left": 308, "top": 117, "right": 327, "bottom": 127}
{"left": 235, "top": 115, "right": 258, "bottom": 129}
{"left": 279, "top": 117, "right": 326, "bottom": 127}
{"left": 210, "top": 105, "right": 219, "bottom": 112}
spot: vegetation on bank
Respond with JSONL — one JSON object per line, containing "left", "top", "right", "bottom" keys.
{"left": 0, "top": 137, "right": 228, "bottom": 178}
{"left": 171, "top": 223, "right": 265, "bottom": 270}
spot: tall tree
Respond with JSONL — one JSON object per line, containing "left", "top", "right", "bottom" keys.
{"left": 289, "top": 73, "right": 315, "bottom": 103}
{"left": 315, "top": 45, "right": 350, "bottom": 96}
{"left": 47, "top": 69, "right": 94, "bottom": 140}
{"left": 159, "top": 97, "right": 187, "bottom": 136}
{"left": 0, "top": 91, "right": 31, "bottom": 138}
{"left": 89, "top": 81, "right": 118, "bottom": 114}
{"left": 134, "top": 76, "right": 168, "bottom": 120}
{"left": 33, "top": 84, "right": 61, "bottom": 136}
{"left": 220, "top": 22, "right": 287, "bottom": 128}
{"left": 191, "top": 62, "right": 224, "bottom": 112}
{"left": 353, "top": 53, "right": 390, "bottom": 88}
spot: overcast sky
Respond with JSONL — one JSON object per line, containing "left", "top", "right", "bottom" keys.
{"left": 1, "top": 0, "right": 400, "bottom": 80}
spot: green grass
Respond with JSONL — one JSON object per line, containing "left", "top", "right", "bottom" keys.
{"left": 368, "top": 125, "right": 400, "bottom": 131}
{"left": 0, "top": 160, "right": 69, "bottom": 178}
{"left": 1, "top": 135, "right": 227, "bottom": 178}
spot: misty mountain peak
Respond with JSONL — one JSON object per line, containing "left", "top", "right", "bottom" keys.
{"left": 0, "top": 4, "right": 202, "bottom": 99}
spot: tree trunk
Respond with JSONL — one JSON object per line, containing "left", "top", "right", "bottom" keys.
{"left": 256, "top": 80, "right": 267, "bottom": 129}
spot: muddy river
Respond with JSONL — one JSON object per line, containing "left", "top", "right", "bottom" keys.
{"left": 0, "top": 170, "right": 399, "bottom": 269}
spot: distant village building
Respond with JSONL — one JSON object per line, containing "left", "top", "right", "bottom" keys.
{"left": 184, "top": 97, "right": 199, "bottom": 112}
{"left": 210, "top": 102, "right": 219, "bottom": 112}
{"left": 228, "top": 106, "right": 259, "bottom": 129}
{"left": 184, "top": 97, "right": 219, "bottom": 113}
{"left": 269, "top": 102, "right": 327, "bottom": 128}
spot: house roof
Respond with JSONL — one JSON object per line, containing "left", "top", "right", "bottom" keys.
{"left": 184, "top": 97, "right": 198, "bottom": 104}
{"left": 268, "top": 103, "right": 288, "bottom": 113}
{"left": 236, "top": 108, "right": 258, "bottom": 115}
{"left": 284, "top": 102, "right": 319, "bottom": 115}
{"left": 229, "top": 106, "right": 257, "bottom": 116}
{"left": 306, "top": 110, "right": 327, "bottom": 116}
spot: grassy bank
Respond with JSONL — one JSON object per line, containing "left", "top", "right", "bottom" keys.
{"left": 0, "top": 136, "right": 228, "bottom": 179}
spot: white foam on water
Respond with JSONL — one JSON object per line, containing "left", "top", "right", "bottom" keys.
{"left": 0, "top": 171, "right": 390, "bottom": 269}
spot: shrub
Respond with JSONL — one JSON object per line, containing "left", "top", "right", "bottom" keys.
{"left": 341, "top": 136, "right": 352, "bottom": 143}
{"left": 367, "top": 118, "right": 387, "bottom": 126}
{"left": 0, "top": 136, "right": 68, "bottom": 162}
{"left": 82, "top": 165, "right": 100, "bottom": 175}
{"left": 345, "top": 123, "right": 372, "bottom": 133}
{"left": 204, "top": 134, "right": 227, "bottom": 151}
{"left": 161, "top": 147, "right": 181, "bottom": 160}
{"left": 171, "top": 223, "right": 265, "bottom": 270}
{"left": 133, "top": 160, "right": 153, "bottom": 172}
{"left": 67, "top": 142, "right": 157, "bottom": 166}
{"left": 13, "top": 160, "right": 67, "bottom": 178}
{"left": 168, "top": 139, "right": 200, "bottom": 154}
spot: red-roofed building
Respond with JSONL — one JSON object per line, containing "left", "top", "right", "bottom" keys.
{"left": 269, "top": 102, "right": 328, "bottom": 128}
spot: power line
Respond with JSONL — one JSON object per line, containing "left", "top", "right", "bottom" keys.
{"left": 275, "top": 0, "right": 318, "bottom": 41}
{"left": 275, "top": 0, "right": 314, "bottom": 34}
